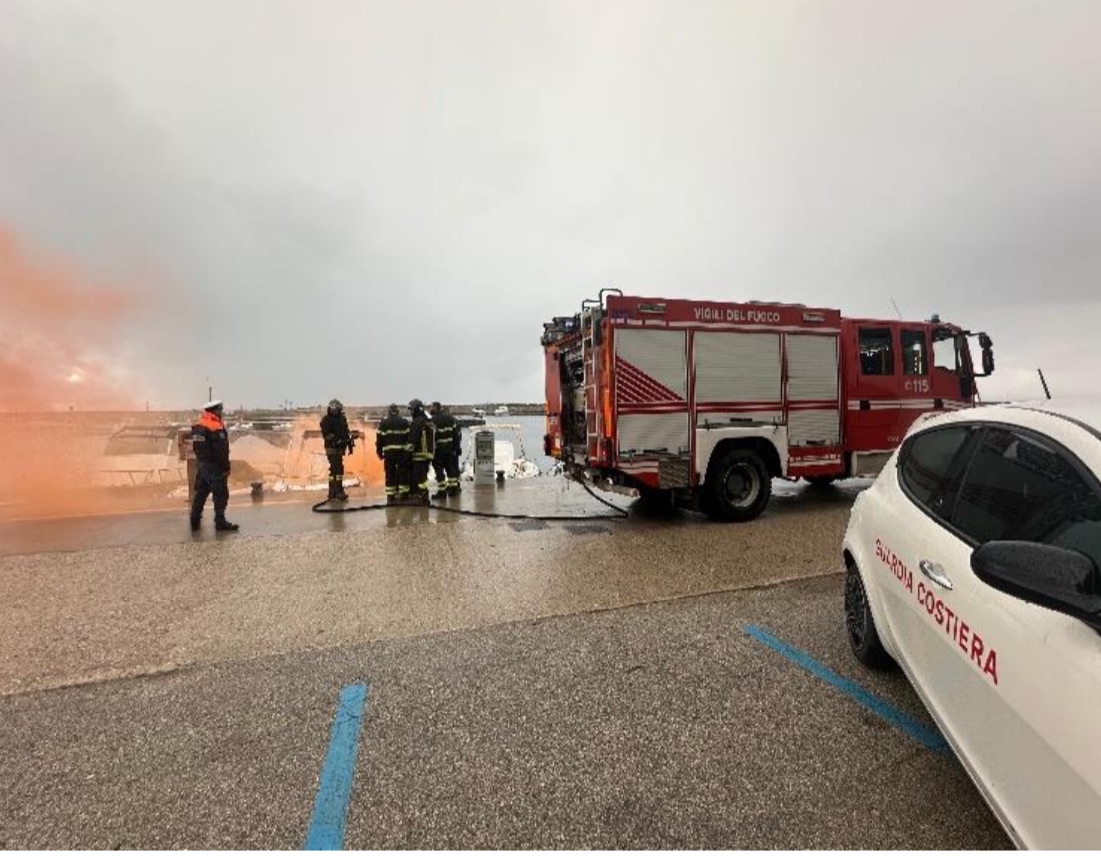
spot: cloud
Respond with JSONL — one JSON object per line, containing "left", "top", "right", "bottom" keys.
{"left": 1, "top": 0, "right": 1099, "bottom": 407}
{"left": 0, "top": 226, "right": 141, "bottom": 411}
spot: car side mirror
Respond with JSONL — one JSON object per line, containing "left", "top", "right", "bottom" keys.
{"left": 971, "top": 541, "right": 1101, "bottom": 630}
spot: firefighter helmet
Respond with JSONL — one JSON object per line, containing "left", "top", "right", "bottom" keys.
{"left": 409, "top": 398, "right": 424, "bottom": 412}
{"left": 388, "top": 403, "right": 400, "bottom": 415}
{"left": 203, "top": 399, "right": 223, "bottom": 413}
{"left": 328, "top": 399, "right": 343, "bottom": 414}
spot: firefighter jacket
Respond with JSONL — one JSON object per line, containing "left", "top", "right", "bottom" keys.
{"left": 191, "top": 410, "right": 230, "bottom": 472}
{"left": 320, "top": 411, "right": 353, "bottom": 455}
{"left": 375, "top": 413, "right": 410, "bottom": 459}
{"left": 432, "top": 411, "right": 458, "bottom": 453}
{"left": 409, "top": 412, "right": 435, "bottom": 461}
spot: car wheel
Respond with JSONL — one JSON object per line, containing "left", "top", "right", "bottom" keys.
{"left": 844, "top": 561, "right": 893, "bottom": 669}
{"left": 704, "top": 448, "right": 771, "bottom": 522}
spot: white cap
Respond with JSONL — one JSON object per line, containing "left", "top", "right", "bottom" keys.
{"left": 204, "top": 399, "right": 223, "bottom": 411}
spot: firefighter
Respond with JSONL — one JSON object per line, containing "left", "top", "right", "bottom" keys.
{"left": 375, "top": 403, "right": 411, "bottom": 504}
{"left": 320, "top": 399, "right": 361, "bottom": 502}
{"left": 447, "top": 405, "right": 462, "bottom": 496}
{"left": 189, "top": 400, "right": 238, "bottom": 532}
{"left": 407, "top": 398, "right": 435, "bottom": 505}
{"left": 429, "top": 401, "right": 461, "bottom": 498}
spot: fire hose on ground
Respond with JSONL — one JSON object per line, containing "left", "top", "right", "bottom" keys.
{"left": 310, "top": 475, "right": 629, "bottom": 521}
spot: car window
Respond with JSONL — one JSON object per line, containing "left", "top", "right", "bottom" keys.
{"left": 952, "top": 427, "right": 1101, "bottom": 568}
{"left": 898, "top": 426, "right": 975, "bottom": 519}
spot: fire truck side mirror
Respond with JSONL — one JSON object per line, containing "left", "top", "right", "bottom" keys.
{"left": 978, "top": 333, "right": 994, "bottom": 377}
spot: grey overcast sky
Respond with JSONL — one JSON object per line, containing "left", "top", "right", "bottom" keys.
{"left": 1, "top": 0, "right": 1098, "bottom": 409}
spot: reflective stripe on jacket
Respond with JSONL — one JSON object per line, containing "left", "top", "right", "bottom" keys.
{"left": 432, "top": 412, "right": 457, "bottom": 450}
{"left": 409, "top": 413, "right": 435, "bottom": 461}
{"left": 375, "top": 414, "right": 410, "bottom": 456}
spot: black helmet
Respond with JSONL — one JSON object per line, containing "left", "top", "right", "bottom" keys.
{"left": 409, "top": 398, "right": 423, "bottom": 412}
{"left": 430, "top": 401, "right": 442, "bottom": 412}
{"left": 328, "top": 398, "right": 343, "bottom": 413}
{"left": 388, "top": 403, "right": 400, "bottom": 415}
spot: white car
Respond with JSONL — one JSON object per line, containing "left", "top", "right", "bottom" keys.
{"left": 842, "top": 399, "right": 1101, "bottom": 849}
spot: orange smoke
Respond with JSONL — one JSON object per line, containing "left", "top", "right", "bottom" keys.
{"left": 0, "top": 226, "right": 152, "bottom": 519}
{"left": 0, "top": 226, "right": 140, "bottom": 412}
{"left": 286, "top": 413, "right": 386, "bottom": 489}
{"left": 347, "top": 425, "right": 386, "bottom": 488}
{"left": 0, "top": 413, "right": 183, "bottom": 520}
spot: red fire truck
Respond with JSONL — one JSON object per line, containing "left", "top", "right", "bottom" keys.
{"left": 541, "top": 289, "right": 994, "bottom": 521}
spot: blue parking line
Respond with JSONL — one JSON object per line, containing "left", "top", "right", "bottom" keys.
{"left": 743, "top": 625, "right": 950, "bottom": 756}
{"left": 305, "top": 683, "right": 369, "bottom": 850}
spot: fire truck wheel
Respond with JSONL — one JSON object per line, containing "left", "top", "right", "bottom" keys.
{"left": 705, "top": 447, "right": 771, "bottom": 522}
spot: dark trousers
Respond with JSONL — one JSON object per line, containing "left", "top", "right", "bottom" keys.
{"left": 432, "top": 448, "right": 460, "bottom": 493}
{"left": 327, "top": 452, "right": 345, "bottom": 498}
{"left": 191, "top": 462, "right": 229, "bottom": 524}
{"left": 411, "top": 457, "right": 432, "bottom": 500}
{"left": 383, "top": 451, "right": 411, "bottom": 499}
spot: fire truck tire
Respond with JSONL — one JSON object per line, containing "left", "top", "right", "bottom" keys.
{"left": 704, "top": 447, "right": 771, "bottom": 522}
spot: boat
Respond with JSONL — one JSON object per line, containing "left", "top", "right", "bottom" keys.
{"left": 457, "top": 423, "right": 539, "bottom": 481}
{"left": 493, "top": 405, "right": 510, "bottom": 416}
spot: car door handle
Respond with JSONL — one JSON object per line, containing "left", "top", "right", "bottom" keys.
{"left": 919, "top": 559, "right": 953, "bottom": 590}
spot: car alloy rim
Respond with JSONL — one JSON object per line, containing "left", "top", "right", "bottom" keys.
{"left": 845, "top": 569, "right": 867, "bottom": 649}
{"left": 723, "top": 463, "right": 759, "bottom": 509}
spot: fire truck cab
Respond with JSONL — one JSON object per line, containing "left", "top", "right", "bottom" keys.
{"left": 542, "top": 290, "right": 993, "bottom": 522}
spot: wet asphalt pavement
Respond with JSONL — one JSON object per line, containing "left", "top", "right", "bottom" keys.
{"left": 0, "top": 478, "right": 1011, "bottom": 849}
